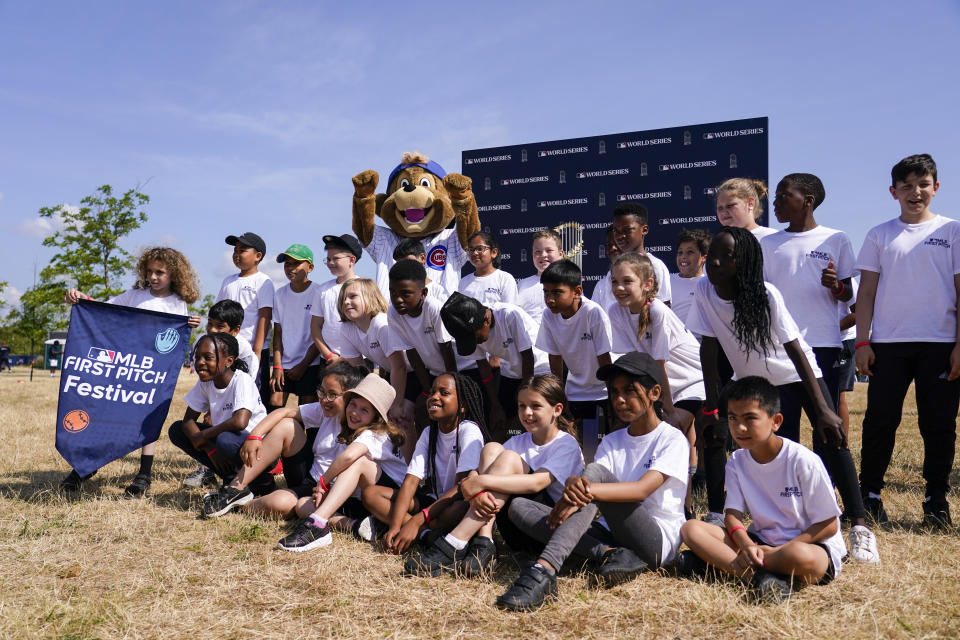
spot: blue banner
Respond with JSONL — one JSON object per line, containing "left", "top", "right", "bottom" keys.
{"left": 463, "top": 117, "right": 768, "bottom": 288}
{"left": 55, "top": 299, "right": 191, "bottom": 477}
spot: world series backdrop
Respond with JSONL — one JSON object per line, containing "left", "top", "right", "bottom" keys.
{"left": 462, "top": 116, "right": 768, "bottom": 288}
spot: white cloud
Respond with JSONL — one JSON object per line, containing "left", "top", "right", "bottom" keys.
{"left": 0, "top": 285, "right": 22, "bottom": 317}
{"left": 14, "top": 205, "right": 74, "bottom": 238}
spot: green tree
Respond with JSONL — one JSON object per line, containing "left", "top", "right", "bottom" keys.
{"left": 189, "top": 293, "right": 216, "bottom": 347}
{"left": 7, "top": 283, "right": 66, "bottom": 362}
{"left": 38, "top": 184, "right": 149, "bottom": 301}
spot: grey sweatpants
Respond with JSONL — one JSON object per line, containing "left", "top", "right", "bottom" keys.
{"left": 507, "top": 462, "right": 664, "bottom": 570}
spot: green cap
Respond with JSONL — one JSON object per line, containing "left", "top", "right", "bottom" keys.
{"left": 276, "top": 243, "right": 314, "bottom": 264}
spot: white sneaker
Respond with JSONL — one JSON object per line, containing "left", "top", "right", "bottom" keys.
{"left": 848, "top": 525, "right": 880, "bottom": 564}
{"left": 702, "top": 511, "right": 725, "bottom": 528}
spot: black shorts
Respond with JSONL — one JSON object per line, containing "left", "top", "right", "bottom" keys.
{"left": 569, "top": 400, "right": 602, "bottom": 420}
{"left": 747, "top": 531, "right": 836, "bottom": 585}
{"left": 838, "top": 338, "right": 856, "bottom": 393}
{"left": 281, "top": 365, "right": 322, "bottom": 397}
{"left": 404, "top": 370, "right": 429, "bottom": 402}
{"left": 674, "top": 399, "right": 704, "bottom": 416}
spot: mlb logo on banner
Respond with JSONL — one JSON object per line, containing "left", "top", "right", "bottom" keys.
{"left": 55, "top": 300, "right": 191, "bottom": 477}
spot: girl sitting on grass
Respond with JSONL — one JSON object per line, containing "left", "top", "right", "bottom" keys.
{"left": 276, "top": 373, "right": 407, "bottom": 552}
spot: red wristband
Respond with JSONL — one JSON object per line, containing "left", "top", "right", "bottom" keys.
{"left": 728, "top": 525, "right": 746, "bottom": 540}
{"left": 246, "top": 435, "right": 262, "bottom": 441}
{"left": 207, "top": 449, "right": 217, "bottom": 456}
{"left": 468, "top": 489, "right": 487, "bottom": 501}
{"left": 273, "top": 366, "right": 283, "bottom": 370}
{"left": 854, "top": 341, "right": 870, "bottom": 350}
{"left": 831, "top": 281, "right": 845, "bottom": 298}
{"left": 702, "top": 408, "right": 719, "bottom": 416}
{"left": 318, "top": 476, "right": 329, "bottom": 492}
{"left": 325, "top": 352, "right": 336, "bottom": 361}
{"left": 421, "top": 508, "right": 431, "bottom": 526}
{"left": 421, "top": 391, "right": 431, "bottom": 398}
{"left": 480, "top": 375, "right": 494, "bottom": 383}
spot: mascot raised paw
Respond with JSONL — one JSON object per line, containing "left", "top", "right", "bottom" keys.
{"left": 352, "top": 151, "right": 481, "bottom": 297}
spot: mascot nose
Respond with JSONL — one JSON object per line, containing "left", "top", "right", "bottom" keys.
{"left": 403, "top": 183, "right": 416, "bottom": 193}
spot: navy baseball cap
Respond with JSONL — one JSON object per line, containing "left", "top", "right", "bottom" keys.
{"left": 322, "top": 234, "right": 363, "bottom": 260}
{"left": 596, "top": 351, "right": 663, "bottom": 385}
{"left": 226, "top": 232, "right": 266, "bottom": 255}
{"left": 440, "top": 292, "right": 487, "bottom": 357}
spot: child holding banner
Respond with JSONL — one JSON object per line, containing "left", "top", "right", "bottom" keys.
{"left": 62, "top": 246, "right": 201, "bottom": 495}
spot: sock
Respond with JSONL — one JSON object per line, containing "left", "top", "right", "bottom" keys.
{"left": 419, "top": 528, "right": 432, "bottom": 539}
{"left": 309, "top": 514, "right": 328, "bottom": 528}
{"left": 138, "top": 454, "right": 154, "bottom": 476}
{"left": 533, "top": 562, "right": 556, "bottom": 576}
{"left": 443, "top": 534, "right": 468, "bottom": 550}
{"left": 868, "top": 492, "right": 882, "bottom": 500}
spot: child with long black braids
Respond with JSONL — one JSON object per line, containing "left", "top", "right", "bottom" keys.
{"left": 360, "top": 372, "right": 489, "bottom": 551}
{"left": 168, "top": 333, "right": 270, "bottom": 494}
{"left": 687, "top": 227, "right": 875, "bottom": 563}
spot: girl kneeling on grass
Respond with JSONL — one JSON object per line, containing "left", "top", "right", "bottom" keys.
{"left": 198, "top": 361, "right": 366, "bottom": 519}
{"left": 277, "top": 373, "right": 407, "bottom": 552}
{"left": 404, "top": 373, "right": 583, "bottom": 578}
{"left": 359, "top": 372, "right": 489, "bottom": 551}
{"left": 496, "top": 352, "right": 689, "bottom": 611}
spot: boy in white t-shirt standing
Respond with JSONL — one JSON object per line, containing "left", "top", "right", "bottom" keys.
{"left": 218, "top": 232, "right": 274, "bottom": 361}
{"left": 589, "top": 226, "right": 622, "bottom": 313}
{"left": 310, "top": 234, "right": 362, "bottom": 364}
{"left": 517, "top": 229, "right": 564, "bottom": 324}
{"left": 855, "top": 154, "right": 960, "bottom": 529}
{"left": 680, "top": 377, "right": 847, "bottom": 603}
{"left": 670, "top": 228, "right": 710, "bottom": 326}
{"left": 603, "top": 203, "right": 671, "bottom": 305}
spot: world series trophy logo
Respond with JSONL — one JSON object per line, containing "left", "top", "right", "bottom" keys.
{"left": 598, "top": 192, "right": 606, "bottom": 207}
{"left": 598, "top": 140, "right": 606, "bottom": 154}
{"left": 553, "top": 221, "right": 585, "bottom": 269}
{"left": 521, "top": 149, "right": 528, "bottom": 163}
{"left": 684, "top": 185, "right": 692, "bottom": 200}
{"left": 729, "top": 153, "right": 738, "bottom": 169}
{"left": 683, "top": 130, "right": 692, "bottom": 145}
{"left": 559, "top": 170, "right": 566, "bottom": 184}
{"left": 640, "top": 162, "right": 648, "bottom": 177}
{"left": 520, "top": 198, "right": 527, "bottom": 212}
{"left": 484, "top": 177, "right": 491, "bottom": 191}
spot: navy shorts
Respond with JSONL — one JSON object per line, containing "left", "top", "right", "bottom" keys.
{"left": 748, "top": 531, "right": 835, "bottom": 585}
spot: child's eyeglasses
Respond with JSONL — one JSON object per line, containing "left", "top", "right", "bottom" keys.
{"left": 324, "top": 255, "right": 351, "bottom": 264}
{"left": 318, "top": 391, "right": 343, "bottom": 401}
{"left": 467, "top": 245, "right": 491, "bottom": 254}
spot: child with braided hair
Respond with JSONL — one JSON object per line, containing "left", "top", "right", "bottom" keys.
{"left": 359, "top": 372, "right": 489, "bottom": 550}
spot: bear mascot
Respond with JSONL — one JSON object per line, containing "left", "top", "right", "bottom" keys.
{"left": 352, "top": 151, "right": 481, "bottom": 298}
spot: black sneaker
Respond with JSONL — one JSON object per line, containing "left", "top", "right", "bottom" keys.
{"left": 201, "top": 486, "right": 253, "bottom": 518}
{"left": 352, "top": 515, "right": 387, "bottom": 542}
{"left": 668, "top": 550, "right": 709, "bottom": 578}
{"left": 922, "top": 498, "right": 952, "bottom": 530}
{"left": 595, "top": 547, "right": 647, "bottom": 587}
{"left": 495, "top": 563, "right": 558, "bottom": 611}
{"left": 402, "top": 537, "right": 461, "bottom": 577}
{"left": 59, "top": 469, "right": 93, "bottom": 492}
{"left": 751, "top": 569, "right": 793, "bottom": 604}
{"left": 124, "top": 473, "right": 152, "bottom": 497}
{"left": 863, "top": 495, "right": 889, "bottom": 524}
{"left": 277, "top": 518, "right": 332, "bottom": 552}
{"left": 460, "top": 536, "right": 497, "bottom": 577}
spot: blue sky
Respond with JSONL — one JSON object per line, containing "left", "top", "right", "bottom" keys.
{"left": 2, "top": 1, "right": 958, "bottom": 312}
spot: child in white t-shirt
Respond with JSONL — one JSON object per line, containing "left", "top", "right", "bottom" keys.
{"left": 669, "top": 228, "right": 710, "bottom": 326}
{"left": 496, "top": 353, "right": 689, "bottom": 611}
{"left": 168, "top": 333, "right": 269, "bottom": 502}
{"left": 535, "top": 260, "right": 613, "bottom": 429}
{"left": 590, "top": 225, "right": 622, "bottom": 313}
{"left": 271, "top": 244, "right": 323, "bottom": 408}
{"left": 310, "top": 234, "right": 363, "bottom": 366}
{"left": 217, "top": 232, "right": 274, "bottom": 359}
{"left": 393, "top": 238, "right": 450, "bottom": 303}
{"left": 361, "top": 373, "right": 488, "bottom": 550}
{"left": 206, "top": 300, "right": 258, "bottom": 374}
{"left": 715, "top": 177, "right": 777, "bottom": 241}
{"left": 459, "top": 231, "right": 518, "bottom": 306}
{"left": 440, "top": 292, "right": 550, "bottom": 442}
{"left": 404, "top": 374, "right": 584, "bottom": 578}
{"left": 517, "top": 229, "right": 564, "bottom": 323}
{"left": 198, "top": 361, "right": 366, "bottom": 519}
{"left": 688, "top": 227, "right": 879, "bottom": 563}
{"left": 855, "top": 153, "right": 960, "bottom": 529}
{"left": 680, "top": 377, "right": 847, "bottom": 603}
{"left": 277, "top": 373, "right": 408, "bottom": 551}
{"left": 62, "top": 246, "right": 202, "bottom": 496}
{"left": 606, "top": 204, "right": 671, "bottom": 304}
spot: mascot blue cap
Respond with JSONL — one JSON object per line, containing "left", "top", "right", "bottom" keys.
{"left": 387, "top": 160, "right": 447, "bottom": 190}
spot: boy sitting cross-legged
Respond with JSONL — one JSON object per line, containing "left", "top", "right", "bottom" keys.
{"left": 679, "top": 376, "right": 848, "bottom": 604}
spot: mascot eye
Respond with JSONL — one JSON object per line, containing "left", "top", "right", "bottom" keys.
{"left": 419, "top": 177, "right": 432, "bottom": 188}
{"left": 400, "top": 178, "right": 410, "bottom": 188}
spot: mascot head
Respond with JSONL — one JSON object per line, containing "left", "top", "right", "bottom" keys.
{"left": 379, "top": 151, "right": 457, "bottom": 238}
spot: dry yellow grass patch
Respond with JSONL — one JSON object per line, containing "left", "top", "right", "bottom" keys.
{"left": 0, "top": 368, "right": 958, "bottom": 639}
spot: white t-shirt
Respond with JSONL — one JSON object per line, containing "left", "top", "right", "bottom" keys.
{"left": 855, "top": 214, "right": 960, "bottom": 343}
{"left": 839, "top": 277, "right": 859, "bottom": 342}
{"left": 592, "top": 252, "right": 672, "bottom": 306}
{"left": 608, "top": 299, "right": 705, "bottom": 402}
{"left": 108, "top": 288, "right": 188, "bottom": 316}
{"left": 425, "top": 279, "right": 450, "bottom": 304}
{"left": 517, "top": 274, "right": 546, "bottom": 324}
{"left": 367, "top": 225, "right": 469, "bottom": 301}
{"left": 750, "top": 225, "right": 779, "bottom": 241}
{"left": 468, "top": 303, "right": 550, "bottom": 379}
{"left": 389, "top": 296, "right": 468, "bottom": 375}
{"left": 298, "top": 405, "right": 346, "bottom": 481}
{"left": 339, "top": 313, "right": 404, "bottom": 373}
{"left": 536, "top": 297, "right": 613, "bottom": 401}
{"left": 215, "top": 272, "right": 275, "bottom": 345}
{"left": 669, "top": 273, "right": 704, "bottom": 329}
{"left": 761, "top": 226, "right": 856, "bottom": 348}
{"left": 273, "top": 282, "right": 323, "bottom": 369}
{"left": 458, "top": 269, "right": 519, "bottom": 306}
{"left": 686, "top": 279, "right": 821, "bottom": 385}
{"left": 503, "top": 430, "right": 584, "bottom": 502}
{"left": 184, "top": 370, "right": 266, "bottom": 435}
{"left": 235, "top": 334, "right": 258, "bottom": 376}
{"left": 405, "top": 420, "right": 485, "bottom": 498}
{"left": 594, "top": 422, "right": 689, "bottom": 564}
{"left": 311, "top": 278, "right": 345, "bottom": 355}
{"left": 725, "top": 438, "right": 846, "bottom": 576}
{"left": 353, "top": 428, "right": 408, "bottom": 486}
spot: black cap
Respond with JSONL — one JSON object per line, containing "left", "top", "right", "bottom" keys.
{"left": 323, "top": 234, "right": 363, "bottom": 260}
{"left": 596, "top": 351, "right": 663, "bottom": 385}
{"left": 440, "top": 292, "right": 487, "bottom": 356}
{"left": 225, "top": 232, "right": 266, "bottom": 255}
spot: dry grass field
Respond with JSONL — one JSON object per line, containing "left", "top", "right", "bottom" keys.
{"left": 1, "top": 368, "right": 958, "bottom": 640}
